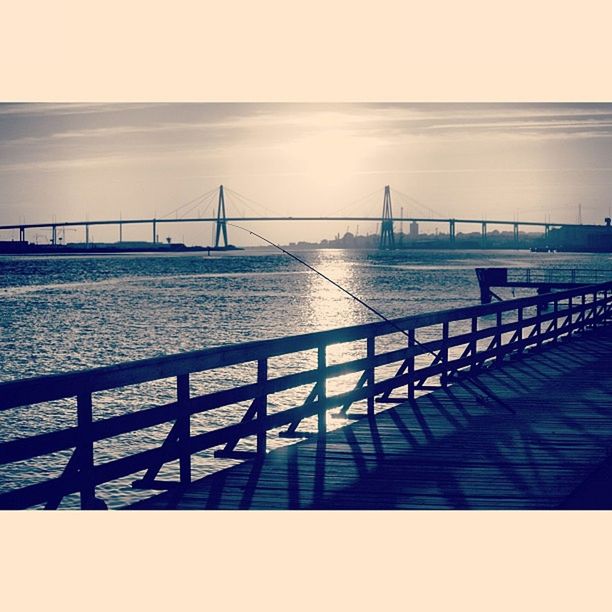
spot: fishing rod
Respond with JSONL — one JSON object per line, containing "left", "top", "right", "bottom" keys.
{"left": 226, "top": 223, "right": 438, "bottom": 358}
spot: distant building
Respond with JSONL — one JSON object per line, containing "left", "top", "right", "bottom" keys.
{"left": 409, "top": 221, "right": 419, "bottom": 239}
{"left": 0, "top": 240, "right": 29, "bottom": 253}
{"left": 340, "top": 231, "right": 355, "bottom": 247}
{"left": 547, "top": 218, "right": 612, "bottom": 252}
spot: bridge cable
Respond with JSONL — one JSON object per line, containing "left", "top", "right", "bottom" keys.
{"left": 159, "top": 187, "right": 218, "bottom": 219}
{"left": 391, "top": 188, "right": 445, "bottom": 218}
{"left": 180, "top": 190, "right": 217, "bottom": 219}
{"left": 224, "top": 187, "right": 285, "bottom": 217}
{"left": 325, "top": 187, "right": 384, "bottom": 217}
{"left": 227, "top": 222, "right": 438, "bottom": 358}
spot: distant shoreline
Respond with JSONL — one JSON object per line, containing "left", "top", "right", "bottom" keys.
{"left": 0, "top": 242, "right": 244, "bottom": 256}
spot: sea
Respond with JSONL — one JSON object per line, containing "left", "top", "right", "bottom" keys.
{"left": 1, "top": 248, "right": 611, "bottom": 508}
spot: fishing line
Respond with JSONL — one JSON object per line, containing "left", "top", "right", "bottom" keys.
{"left": 226, "top": 222, "right": 438, "bottom": 358}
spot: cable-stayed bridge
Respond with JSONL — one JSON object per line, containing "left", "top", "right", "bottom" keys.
{"left": 0, "top": 185, "right": 598, "bottom": 249}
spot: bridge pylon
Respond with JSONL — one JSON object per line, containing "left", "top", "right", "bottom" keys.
{"left": 214, "top": 185, "right": 229, "bottom": 248}
{"left": 379, "top": 185, "right": 395, "bottom": 249}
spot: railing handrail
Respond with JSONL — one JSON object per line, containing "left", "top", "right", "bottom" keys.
{"left": 507, "top": 267, "right": 612, "bottom": 279}
{"left": 2, "top": 280, "right": 612, "bottom": 411}
{"left": 508, "top": 267, "right": 612, "bottom": 272}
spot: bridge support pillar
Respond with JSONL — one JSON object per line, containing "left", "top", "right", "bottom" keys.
{"left": 51, "top": 225, "right": 57, "bottom": 246}
{"left": 481, "top": 222, "right": 487, "bottom": 249}
{"left": 449, "top": 220, "right": 456, "bottom": 246}
{"left": 152, "top": 219, "right": 157, "bottom": 245}
{"left": 544, "top": 224, "right": 550, "bottom": 243}
{"left": 19, "top": 226, "right": 25, "bottom": 242}
{"left": 513, "top": 223, "right": 519, "bottom": 249}
{"left": 379, "top": 185, "right": 395, "bottom": 249}
{"left": 215, "top": 185, "right": 229, "bottom": 249}
{"left": 85, "top": 224, "right": 89, "bottom": 248}
{"left": 119, "top": 222, "right": 123, "bottom": 243}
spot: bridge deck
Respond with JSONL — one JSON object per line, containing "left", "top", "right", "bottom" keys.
{"left": 129, "top": 328, "right": 612, "bottom": 510}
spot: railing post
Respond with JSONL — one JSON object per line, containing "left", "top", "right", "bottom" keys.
{"left": 367, "top": 335, "right": 375, "bottom": 417}
{"left": 408, "top": 328, "right": 415, "bottom": 401}
{"left": 257, "top": 358, "right": 268, "bottom": 455}
{"left": 495, "top": 311, "right": 504, "bottom": 365}
{"left": 177, "top": 373, "right": 191, "bottom": 485}
{"left": 470, "top": 316, "right": 478, "bottom": 370}
{"left": 317, "top": 344, "right": 327, "bottom": 435}
{"left": 536, "top": 299, "right": 543, "bottom": 350}
{"left": 580, "top": 294, "right": 586, "bottom": 333}
{"left": 552, "top": 297, "right": 559, "bottom": 342}
{"left": 441, "top": 321, "right": 449, "bottom": 385}
{"left": 77, "top": 392, "right": 105, "bottom": 509}
{"left": 517, "top": 306, "right": 523, "bottom": 353}
{"left": 591, "top": 291, "right": 597, "bottom": 329}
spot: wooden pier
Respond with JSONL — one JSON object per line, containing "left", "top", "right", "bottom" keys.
{"left": 475, "top": 267, "right": 612, "bottom": 303}
{"left": 1, "top": 280, "right": 611, "bottom": 510}
{"left": 131, "top": 327, "right": 612, "bottom": 509}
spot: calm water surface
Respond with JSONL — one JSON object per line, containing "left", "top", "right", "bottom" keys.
{"left": 1, "top": 248, "right": 610, "bottom": 507}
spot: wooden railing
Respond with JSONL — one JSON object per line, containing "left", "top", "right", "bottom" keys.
{"left": 508, "top": 268, "right": 612, "bottom": 285}
{"left": 1, "top": 281, "right": 611, "bottom": 509}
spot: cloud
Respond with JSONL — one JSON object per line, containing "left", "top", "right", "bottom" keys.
{"left": 3, "top": 103, "right": 612, "bottom": 153}
{"left": 1, "top": 103, "right": 611, "bottom": 180}
{"left": 0, "top": 103, "right": 165, "bottom": 117}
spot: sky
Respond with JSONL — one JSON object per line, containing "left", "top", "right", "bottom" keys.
{"left": 1, "top": 103, "right": 612, "bottom": 245}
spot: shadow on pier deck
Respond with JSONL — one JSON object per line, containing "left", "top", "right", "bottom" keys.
{"left": 130, "top": 327, "right": 612, "bottom": 510}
